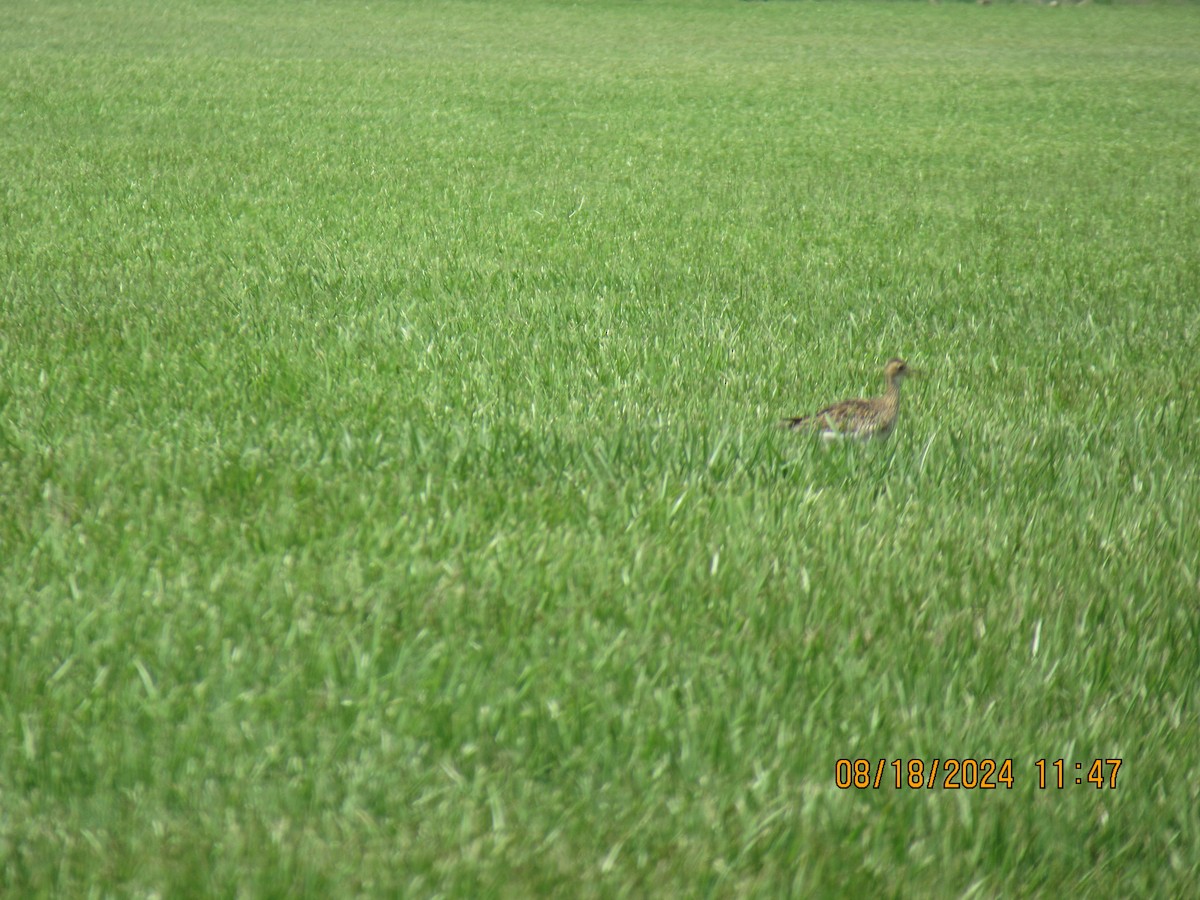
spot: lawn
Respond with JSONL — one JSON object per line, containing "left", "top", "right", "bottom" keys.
{"left": 2, "top": 0, "right": 1199, "bottom": 895}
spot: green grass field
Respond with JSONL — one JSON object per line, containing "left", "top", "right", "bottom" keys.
{"left": 3, "top": 0, "right": 1199, "bottom": 894}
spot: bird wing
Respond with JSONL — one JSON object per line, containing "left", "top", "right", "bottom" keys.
{"left": 784, "top": 398, "right": 873, "bottom": 432}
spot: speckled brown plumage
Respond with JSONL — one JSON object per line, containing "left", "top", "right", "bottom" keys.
{"left": 783, "top": 358, "right": 911, "bottom": 440}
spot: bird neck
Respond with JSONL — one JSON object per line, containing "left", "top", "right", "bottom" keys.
{"left": 882, "top": 377, "right": 903, "bottom": 410}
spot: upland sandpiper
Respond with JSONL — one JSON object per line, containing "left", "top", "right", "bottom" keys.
{"left": 783, "top": 358, "right": 912, "bottom": 440}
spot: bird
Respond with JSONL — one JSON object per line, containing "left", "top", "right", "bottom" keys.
{"left": 782, "top": 358, "right": 912, "bottom": 440}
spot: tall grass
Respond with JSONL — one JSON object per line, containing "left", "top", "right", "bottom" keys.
{"left": 2, "top": 0, "right": 1199, "bottom": 895}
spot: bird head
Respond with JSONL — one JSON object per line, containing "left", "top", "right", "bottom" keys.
{"left": 884, "top": 358, "right": 911, "bottom": 382}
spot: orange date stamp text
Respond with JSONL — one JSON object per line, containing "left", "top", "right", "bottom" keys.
{"left": 834, "top": 758, "right": 1123, "bottom": 790}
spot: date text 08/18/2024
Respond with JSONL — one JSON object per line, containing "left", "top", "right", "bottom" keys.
{"left": 834, "top": 758, "right": 1123, "bottom": 791}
